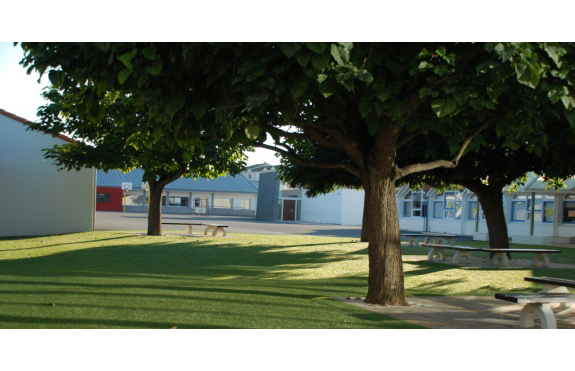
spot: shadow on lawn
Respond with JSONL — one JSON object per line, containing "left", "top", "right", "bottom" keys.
{"left": 0, "top": 236, "right": 386, "bottom": 328}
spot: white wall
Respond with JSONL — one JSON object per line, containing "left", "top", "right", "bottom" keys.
{"left": 301, "top": 190, "right": 343, "bottom": 224}
{"left": 340, "top": 189, "right": 364, "bottom": 225}
{"left": 0, "top": 114, "right": 95, "bottom": 237}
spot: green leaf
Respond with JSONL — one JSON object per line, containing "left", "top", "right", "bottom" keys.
{"left": 280, "top": 43, "right": 303, "bottom": 58}
{"left": 544, "top": 44, "right": 567, "bottom": 67}
{"left": 165, "top": 94, "right": 186, "bottom": 118}
{"left": 289, "top": 77, "right": 308, "bottom": 99}
{"left": 566, "top": 110, "right": 575, "bottom": 127}
{"left": 376, "top": 90, "right": 390, "bottom": 102}
{"left": 117, "top": 48, "right": 137, "bottom": 69}
{"left": 515, "top": 61, "right": 540, "bottom": 88}
{"left": 293, "top": 49, "right": 312, "bottom": 67}
{"left": 245, "top": 125, "right": 260, "bottom": 140}
{"left": 318, "top": 75, "right": 337, "bottom": 98}
{"left": 357, "top": 70, "right": 373, "bottom": 83}
{"left": 561, "top": 93, "right": 575, "bottom": 110}
{"left": 145, "top": 58, "right": 163, "bottom": 75}
{"left": 118, "top": 68, "right": 132, "bottom": 84}
{"left": 48, "top": 70, "right": 65, "bottom": 87}
{"left": 191, "top": 100, "right": 209, "bottom": 120}
{"left": 359, "top": 96, "right": 373, "bottom": 118}
{"left": 141, "top": 46, "right": 157, "bottom": 61}
{"left": 330, "top": 43, "right": 353, "bottom": 65}
{"left": 311, "top": 53, "right": 331, "bottom": 70}
{"left": 305, "top": 43, "right": 327, "bottom": 54}
{"left": 431, "top": 99, "right": 457, "bottom": 118}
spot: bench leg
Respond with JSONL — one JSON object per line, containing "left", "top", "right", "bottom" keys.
{"left": 532, "top": 253, "right": 551, "bottom": 268}
{"left": 452, "top": 251, "right": 473, "bottom": 264}
{"left": 519, "top": 303, "right": 557, "bottom": 329}
{"left": 427, "top": 248, "right": 447, "bottom": 261}
{"left": 204, "top": 226, "right": 211, "bottom": 235}
{"left": 408, "top": 237, "right": 418, "bottom": 247}
{"left": 492, "top": 253, "right": 510, "bottom": 267}
{"left": 542, "top": 285, "right": 572, "bottom": 309}
{"left": 187, "top": 225, "right": 193, "bottom": 234}
{"left": 212, "top": 227, "right": 223, "bottom": 236}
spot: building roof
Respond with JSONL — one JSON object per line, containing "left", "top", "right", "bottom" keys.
{"left": 97, "top": 169, "right": 258, "bottom": 193}
{"left": 243, "top": 163, "right": 278, "bottom": 173}
{"left": 0, "top": 108, "right": 75, "bottom": 144}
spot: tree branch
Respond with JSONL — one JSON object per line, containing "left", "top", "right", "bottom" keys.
{"left": 394, "top": 121, "right": 490, "bottom": 181}
{"left": 256, "top": 143, "right": 361, "bottom": 178}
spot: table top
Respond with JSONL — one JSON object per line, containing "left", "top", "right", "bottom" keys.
{"left": 484, "top": 249, "right": 561, "bottom": 253}
{"left": 403, "top": 233, "right": 458, "bottom": 237}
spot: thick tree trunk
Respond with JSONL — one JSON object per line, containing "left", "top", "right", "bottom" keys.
{"left": 472, "top": 185, "right": 510, "bottom": 259}
{"left": 147, "top": 181, "right": 167, "bottom": 236}
{"left": 476, "top": 187, "right": 509, "bottom": 250}
{"left": 364, "top": 171, "right": 408, "bottom": 306}
{"left": 360, "top": 187, "right": 370, "bottom": 242}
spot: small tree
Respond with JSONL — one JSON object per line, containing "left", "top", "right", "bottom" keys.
{"left": 31, "top": 89, "right": 248, "bottom": 236}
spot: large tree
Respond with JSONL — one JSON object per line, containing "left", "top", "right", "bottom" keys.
{"left": 21, "top": 42, "right": 575, "bottom": 306}
{"left": 31, "top": 88, "right": 248, "bottom": 236}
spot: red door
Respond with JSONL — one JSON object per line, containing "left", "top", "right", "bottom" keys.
{"left": 283, "top": 200, "right": 296, "bottom": 221}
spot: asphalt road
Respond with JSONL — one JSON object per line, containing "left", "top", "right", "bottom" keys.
{"left": 95, "top": 211, "right": 362, "bottom": 238}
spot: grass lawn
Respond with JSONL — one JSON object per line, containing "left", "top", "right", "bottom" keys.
{"left": 0, "top": 231, "right": 573, "bottom": 329}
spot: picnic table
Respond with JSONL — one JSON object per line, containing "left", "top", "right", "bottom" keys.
{"left": 495, "top": 276, "right": 575, "bottom": 329}
{"left": 404, "top": 233, "right": 458, "bottom": 247}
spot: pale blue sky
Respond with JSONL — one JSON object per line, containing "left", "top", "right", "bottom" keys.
{"left": 0, "top": 42, "right": 277, "bottom": 165}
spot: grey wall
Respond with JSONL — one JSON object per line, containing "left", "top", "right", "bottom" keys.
{"left": 0, "top": 114, "right": 95, "bottom": 237}
{"left": 256, "top": 172, "right": 280, "bottom": 221}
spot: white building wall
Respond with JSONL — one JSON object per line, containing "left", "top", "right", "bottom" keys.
{"left": 340, "top": 189, "right": 365, "bottom": 225}
{"left": 0, "top": 113, "right": 95, "bottom": 237}
{"left": 301, "top": 190, "right": 343, "bottom": 224}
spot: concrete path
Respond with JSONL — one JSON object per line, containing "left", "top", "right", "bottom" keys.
{"left": 96, "top": 211, "right": 362, "bottom": 238}
{"left": 337, "top": 296, "right": 575, "bottom": 329}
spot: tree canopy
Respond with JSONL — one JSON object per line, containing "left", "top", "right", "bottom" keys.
{"left": 21, "top": 42, "right": 575, "bottom": 306}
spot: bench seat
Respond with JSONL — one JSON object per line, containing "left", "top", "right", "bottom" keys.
{"left": 495, "top": 293, "right": 575, "bottom": 329}
{"left": 161, "top": 222, "right": 203, "bottom": 234}
{"left": 483, "top": 249, "right": 561, "bottom": 267}
{"left": 421, "top": 243, "right": 483, "bottom": 264}
{"left": 202, "top": 224, "right": 228, "bottom": 236}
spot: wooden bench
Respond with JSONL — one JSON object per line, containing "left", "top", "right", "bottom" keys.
{"left": 404, "top": 233, "right": 457, "bottom": 247}
{"left": 483, "top": 249, "right": 561, "bottom": 267}
{"left": 203, "top": 224, "right": 228, "bottom": 236}
{"left": 161, "top": 222, "right": 203, "bottom": 234}
{"left": 421, "top": 243, "right": 483, "bottom": 263}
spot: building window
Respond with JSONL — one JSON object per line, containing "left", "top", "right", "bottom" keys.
{"left": 511, "top": 195, "right": 527, "bottom": 222}
{"left": 402, "top": 193, "right": 412, "bottom": 217}
{"left": 562, "top": 200, "right": 575, "bottom": 223}
{"left": 213, "top": 198, "right": 232, "bottom": 209}
{"left": 526, "top": 197, "right": 543, "bottom": 222}
{"left": 543, "top": 201, "right": 554, "bottom": 223}
{"left": 168, "top": 197, "right": 189, "bottom": 207}
{"left": 97, "top": 193, "right": 110, "bottom": 203}
{"left": 412, "top": 192, "right": 422, "bottom": 217}
{"left": 126, "top": 194, "right": 146, "bottom": 206}
{"left": 433, "top": 201, "right": 444, "bottom": 219}
{"left": 468, "top": 200, "right": 485, "bottom": 220}
{"left": 444, "top": 192, "right": 455, "bottom": 218}
{"left": 454, "top": 201, "right": 462, "bottom": 219}
{"left": 240, "top": 199, "right": 251, "bottom": 210}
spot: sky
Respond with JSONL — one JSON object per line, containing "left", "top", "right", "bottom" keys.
{"left": 0, "top": 42, "right": 279, "bottom": 166}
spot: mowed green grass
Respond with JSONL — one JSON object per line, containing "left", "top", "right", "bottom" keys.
{"left": 0, "top": 231, "right": 573, "bottom": 329}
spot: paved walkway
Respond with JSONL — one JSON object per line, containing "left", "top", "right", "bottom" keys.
{"left": 341, "top": 254, "right": 575, "bottom": 329}
{"left": 337, "top": 296, "right": 575, "bottom": 329}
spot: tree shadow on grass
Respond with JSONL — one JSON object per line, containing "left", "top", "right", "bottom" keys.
{"left": 0, "top": 236, "right": 387, "bottom": 328}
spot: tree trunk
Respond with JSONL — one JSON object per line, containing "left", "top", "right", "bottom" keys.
{"left": 360, "top": 187, "right": 370, "bottom": 242}
{"left": 473, "top": 185, "right": 510, "bottom": 258}
{"left": 364, "top": 170, "right": 408, "bottom": 306}
{"left": 147, "top": 181, "right": 167, "bottom": 236}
